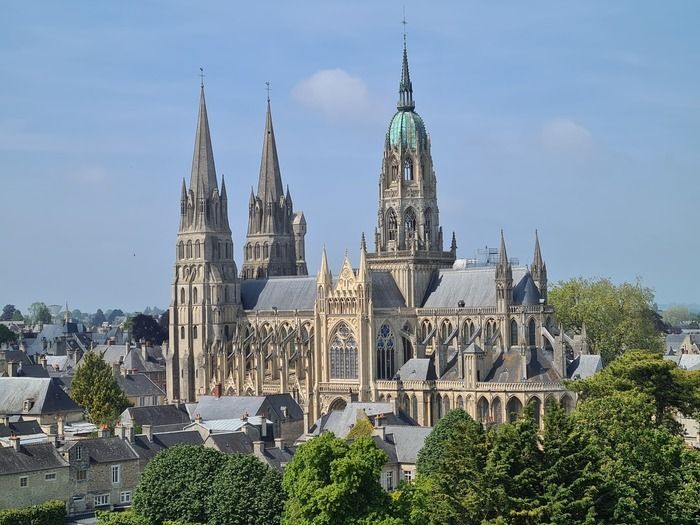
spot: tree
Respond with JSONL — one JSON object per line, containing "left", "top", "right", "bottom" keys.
{"left": 96, "top": 510, "right": 149, "bottom": 525}
{"left": 133, "top": 445, "right": 227, "bottom": 525}
{"left": 568, "top": 349, "right": 700, "bottom": 434}
{"left": 107, "top": 309, "right": 125, "bottom": 324}
{"left": 11, "top": 309, "right": 23, "bottom": 321}
{"left": 92, "top": 308, "right": 107, "bottom": 326}
{"left": 549, "top": 277, "right": 663, "bottom": 363}
{"left": 0, "top": 325, "right": 17, "bottom": 345}
{"left": 346, "top": 416, "right": 374, "bottom": 440}
{"left": 28, "top": 301, "right": 52, "bottom": 325}
{"left": 207, "top": 454, "right": 285, "bottom": 525}
{"left": 282, "top": 433, "right": 396, "bottom": 525}
{"left": 158, "top": 310, "right": 169, "bottom": 342}
{"left": 70, "top": 350, "right": 130, "bottom": 426}
{"left": 0, "top": 304, "right": 17, "bottom": 321}
{"left": 130, "top": 314, "right": 167, "bottom": 345}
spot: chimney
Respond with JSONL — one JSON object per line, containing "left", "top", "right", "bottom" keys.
{"left": 57, "top": 415, "right": 65, "bottom": 439}
{"left": 116, "top": 423, "right": 126, "bottom": 440}
{"left": 141, "top": 343, "right": 148, "bottom": 362}
{"left": 9, "top": 432, "right": 20, "bottom": 452}
{"left": 373, "top": 425, "right": 386, "bottom": 441}
{"left": 40, "top": 355, "right": 48, "bottom": 370}
{"left": 194, "top": 413, "right": 202, "bottom": 424}
{"left": 8, "top": 361, "right": 18, "bottom": 377}
{"left": 274, "top": 437, "right": 285, "bottom": 449}
{"left": 252, "top": 440, "right": 265, "bottom": 456}
{"left": 142, "top": 424, "right": 153, "bottom": 443}
{"left": 242, "top": 424, "right": 260, "bottom": 441}
{"left": 111, "top": 362, "right": 121, "bottom": 377}
{"left": 47, "top": 434, "right": 58, "bottom": 447}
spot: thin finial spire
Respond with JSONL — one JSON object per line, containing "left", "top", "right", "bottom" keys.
{"left": 265, "top": 81, "right": 271, "bottom": 103}
{"left": 199, "top": 67, "right": 205, "bottom": 89}
{"left": 402, "top": 7, "right": 407, "bottom": 44}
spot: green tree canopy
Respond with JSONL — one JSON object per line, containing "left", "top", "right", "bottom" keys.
{"left": 0, "top": 304, "right": 17, "bottom": 321}
{"left": 70, "top": 350, "right": 130, "bottom": 426}
{"left": 207, "top": 454, "right": 285, "bottom": 525}
{"left": 92, "top": 308, "right": 107, "bottom": 326}
{"left": 548, "top": 277, "right": 662, "bottom": 362}
{"left": 568, "top": 349, "right": 700, "bottom": 433}
{"left": 133, "top": 445, "right": 226, "bottom": 525}
{"left": 130, "top": 313, "right": 167, "bottom": 345}
{"left": 0, "top": 325, "right": 17, "bottom": 345}
{"left": 282, "top": 433, "right": 395, "bottom": 525}
{"left": 28, "top": 301, "right": 52, "bottom": 325}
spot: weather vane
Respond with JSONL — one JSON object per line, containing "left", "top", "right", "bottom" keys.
{"left": 402, "top": 7, "right": 407, "bottom": 42}
{"left": 266, "top": 81, "right": 271, "bottom": 102}
{"left": 199, "top": 67, "right": 205, "bottom": 88}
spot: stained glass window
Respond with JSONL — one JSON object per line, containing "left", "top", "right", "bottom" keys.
{"left": 330, "top": 322, "right": 358, "bottom": 379}
{"left": 377, "top": 323, "right": 395, "bottom": 379}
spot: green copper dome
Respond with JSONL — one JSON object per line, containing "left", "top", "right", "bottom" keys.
{"left": 388, "top": 110, "right": 427, "bottom": 149}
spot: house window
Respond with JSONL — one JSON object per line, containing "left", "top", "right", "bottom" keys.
{"left": 402, "top": 470, "right": 414, "bottom": 482}
{"left": 75, "top": 446, "right": 83, "bottom": 460}
{"left": 77, "top": 469, "right": 87, "bottom": 482}
{"left": 120, "top": 491, "right": 132, "bottom": 504}
{"left": 19, "top": 476, "right": 27, "bottom": 487}
{"left": 45, "top": 472, "right": 56, "bottom": 481}
{"left": 385, "top": 471, "right": 394, "bottom": 491}
{"left": 111, "top": 464, "right": 121, "bottom": 484}
{"left": 94, "top": 494, "right": 110, "bottom": 507}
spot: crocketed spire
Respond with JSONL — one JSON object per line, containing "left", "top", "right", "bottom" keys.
{"left": 189, "top": 86, "right": 219, "bottom": 198}
{"left": 257, "top": 99, "right": 284, "bottom": 203}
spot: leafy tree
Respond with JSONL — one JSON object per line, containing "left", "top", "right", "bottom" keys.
{"left": 0, "top": 304, "right": 17, "bottom": 321}
{"left": 97, "top": 510, "right": 149, "bottom": 525}
{"left": 130, "top": 313, "right": 167, "bottom": 345}
{"left": 346, "top": 416, "right": 374, "bottom": 440}
{"left": 28, "top": 301, "right": 52, "bottom": 325}
{"left": 568, "top": 349, "right": 700, "bottom": 434}
{"left": 92, "top": 308, "right": 107, "bottom": 326}
{"left": 158, "top": 310, "right": 169, "bottom": 342}
{"left": 0, "top": 325, "right": 16, "bottom": 345}
{"left": 107, "top": 308, "right": 125, "bottom": 324}
{"left": 70, "top": 350, "right": 130, "bottom": 426}
{"left": 11, "top": 309, "right": 23, "bottom": 321}
{"left": 662, "top": 305, "right": 700, "bottom": 327}
{"left": 133, "top": 445, "right": 227, "bottom": 525}
{"left": 549, "top": 277, "right": 663, "bottom": 362}
{"left": 282, "top": 433, "right": 396, "bottom": 525}
{"left": 207, "top": 454, "right": 285, "bottom": 525}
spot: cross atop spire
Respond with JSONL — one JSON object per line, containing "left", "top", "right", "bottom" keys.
{"left": 199, "top": 67, "right": 205, "bottom": 88}
{"left": 397, "top": 14, "right": 415, "bottom": 112}
{"left": 265, "top": 81, "right": 271, "bottom": 103}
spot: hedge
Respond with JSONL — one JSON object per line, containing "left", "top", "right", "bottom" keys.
{"left": 0, "top": 500, "right": 66, "bottom": 525}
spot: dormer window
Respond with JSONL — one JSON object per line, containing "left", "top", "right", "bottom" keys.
{"left": 23, "top": 399, "right": 34, "bottom": 412}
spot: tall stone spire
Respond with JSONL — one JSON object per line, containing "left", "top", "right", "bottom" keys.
{"left": 397, "top": 37, "right": 415, "bottom": 111}
{"left": 189, "top": 86, "right": 219, "bottom": 197}
{"left": 496, "top": 230, "right": 513, "bottom": 313}
{"left": 531, "top": 230, "right": 548, "bottom": 301}
{"left": 257, "top": 100, "right": 284, "bottom": 203}
{"left": 532, "top": 230, "right": 544, "bottom": 271}
{"left": 498, "top": 229, "right": 509, "bottom": 272}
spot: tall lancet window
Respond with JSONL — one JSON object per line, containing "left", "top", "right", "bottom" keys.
{"left": 387, "top": 209, "right": 398, "bottom": 241}
{"left": 403, "top": 158, "right": 413, "bottom": 181}
{"left": 329, "top": 322, "right": 358, "bottom": 379}
{"left": 376, "top": 323, "right": 395, "bottom": 380}
{"left": 404, "top": 208, "right": 417, "bottom": 242}
{"left": 424, "top": 208, "right": 432, "bottom": 243}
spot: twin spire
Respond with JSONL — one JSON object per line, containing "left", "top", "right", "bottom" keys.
{"left": 189, "top": 85, "right": 219, "bottom": 197}
{"left": 257, "top": 98, "right": 285, "bottom": 203}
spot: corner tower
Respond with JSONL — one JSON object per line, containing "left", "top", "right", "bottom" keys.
{"left": 167, "top": 84, "right": 241, "bottom": 403}
{"left": 242, "top": 98, "right": 308, "bottom": 279}
{"left": 368, "top": 35, "right": 456, "bottom": 306}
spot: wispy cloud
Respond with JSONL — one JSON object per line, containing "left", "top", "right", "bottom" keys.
{"left": 292, "top": 69, "right": 371, "bottom": 119}
{"left": 540, "top": 118, "right": 593, "bottom": 154}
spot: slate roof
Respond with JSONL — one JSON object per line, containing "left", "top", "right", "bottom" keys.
{"left": 116, "top": 374, "right": 165, "bottom": 398}
{"left": 665, "top": 354, "right": 700, "bottom": 371}
{"left": 512, "top": 272, "right": 541, "bottom": 305}
{"left": 121, "top": 404, "right": 191, "bottom": 429}
{"left": 383, "top": 425, "right": 432, "bottom": 464}
{"left": 665, "top": 333, "right": 687, "bottom": 354}
{"left": 371, "top": 272, "right": 406, "bottom": 308}
{"left": 187, "top": 416, "right": 272, "bottom": 435}
{"left": 257, "top": 444, "right": 296, "bottom": 471}
{"left": 0, "top": 442, "right": 68, "bottom": 475}
{"left": 131, "top": 430, "right": 205, "bottom": 462}
{"left": 422, "top": 266, "right": 528, "bottom": 308}
{"left": 394, "top": 358, "right": 436, "bottom": 381}
{"left": 0, "top": 420, "right": 43, "bottom": 437}
{"left": 16, "top": 363, "right": 50, "bottom": 378}
{"left": 193, "top": 394, "right": 303, "bottom": 422}
{"left": 206, "top": 432, "right": 254, "bottom": 454}
{"left": 311, "top": 402, "right": 405, "bottom": 438}
{"left": 483, "top": 348, "right": 562, "bottom": 383}
{"left": 0, "top": 377, "right": 82, "bottom": 415}
{"left": 567, "top": 355, "right": 603, "bottom": 379}
{"left": 61, "top": 436, "right": 138, "bottom": 463}
{"left": 0, "top": 350, "right": 32, "bottom": 366}
{"left": 241, "top": 276, "right": 317, "bottom": 311}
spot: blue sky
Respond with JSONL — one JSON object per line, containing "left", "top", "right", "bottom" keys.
{"left": 1, "top": 1, "right": 698, "bottom": 313}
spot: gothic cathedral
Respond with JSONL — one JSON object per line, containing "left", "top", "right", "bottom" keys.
{"left": 166, "top": 38, "right": 589, "bottom": 428}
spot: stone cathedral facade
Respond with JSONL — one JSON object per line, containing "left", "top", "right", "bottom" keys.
{"left": 166, "top": 40, "right": 590, "bottom": 430}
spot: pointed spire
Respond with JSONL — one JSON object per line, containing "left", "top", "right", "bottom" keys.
{"left": 499, "top": 229, "right": 508, "bottom": 268}
{"left": 317, "top": 246, "right": 332, "bottom": 285}
{"left": 450, "top": 231, "right": 457, "bottom": 253}
{"left": 397, "top": 24, "right": 415, "bottom": 111}
{"left": 358, "top": 234, "right": 369, "bottom": 283}
{"left": 249, "top": 186, "right": 256, "bottom": 205}
{"left": 180, "top": 178, "right": 187, "bottom": 200}
{"left": 257, "top": 98, "right": 284, "bottom": 203}
{"left": 532, "top": 229, "right": 544, "bottom": 270}
{"left": 220, "top": 174, "right": 227, "bottom": 200}
{"left": 360, "top": 232, "right": 367, "bottom": 251}
{"left": 189, "top": 85, "right": 219, "bottom": 197}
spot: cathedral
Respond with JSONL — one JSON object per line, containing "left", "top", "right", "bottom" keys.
{"left": 166, "top": 37, "right": 590, "bottom": 429}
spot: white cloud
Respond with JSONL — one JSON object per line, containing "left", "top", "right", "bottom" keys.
{"left": 540, "top": 118, "right": 593, "bottom": 153}
{"left": 292, "top": 69, "right": 370, "bottom": 118}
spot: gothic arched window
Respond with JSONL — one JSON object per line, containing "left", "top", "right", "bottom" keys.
{"left": 195, "top": 240, "right": 201, "bottom": 258}
{"left": 263, "top": 243, "right": 269, "bottom": 259}
{"left": 377, "top": 323, "right": 395, "bottom": 379}
{"left": 330, "top": 322, "right": 358, "bottom": 379}
{"left": 193, "top": 287, "right": 198, "bottom": 304}
{"left": 180, "top": 326, "right": 185, "bottom": 339}
{"left": 387, "top": 209, "right": 398, "bottom": 241}
{"left": 403, "top": 157, "right": 413, "bottom": 181}
{"left": 180, "top": 288, "right": 186, "bottom": 304}
{"left": 528, "top": 318, "right": 537, "bottom": 347}
{"left": 186, "top": 241, "right": 192, "bottom": 259}
{"left": 391, "top": 163, "right": 399, "bottom": 181}
{"left": 255, "top": 243, "right": 261, "bottom": 259}
{"left": 404, "top": 208, "right": 417, "bottom": 242}
{"left": 193, "top": 326, "right": 197, "bottom": 339}
{"left": 246, "top": 244, "right": 252, "bottom": 260}
{"left": 510, "top": 319, "right": 518, "bottom": 347}
{"left": 178, "top": 241, "right": 184, "bottom": 260}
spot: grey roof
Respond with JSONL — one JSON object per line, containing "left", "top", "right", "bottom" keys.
{"left": 0, "top": 350, "right": 32, "bottom": 366}
{"left": 116, "top": 374, "right": 165, "bottom": 398}
{"left": 193, "top": 394, "right": 303, "bottom": 422}
{"left": 567, "top": 354, "right": 603, "bottom": 379}
{"left": 383, "top": 425, "right": 432, "bottom": 464}
{"left": 312, "top": 402, "right": 399, "bottom": 438}
{"left": 0, "top": 377, "right": 82, "bottom": 415}
{"left": 131, "top": 430, "right": 204, "bottom": 462}
{"left": 422, "top": 266, "right": 528, "bottom": 308}
{"left": 394, "top": 358, "right": 436, "bottom": 381}
{"left": 0, "top": 420, "right": 43, "bottom": 437}
{"left": 665, "top": 333, "right": 687, "bottom": 354}
{"left": 664, "top": 354, "right": 700, "bottom": 371}
{"left": 512, "top": 272, "right": 541, "bottom": 305}
{"left": 371, "top": 272, "right": 406, "bottom": 308}
{"left": 62, "top": 436, "right": 138, "bottom": 463}
{"left": 241, "top": 276, "right": 317, "bottom": 311}
{"left": 16, "top": 363, "right": 50, "bottom": 378}
{"left": 372, "top": 435, "right": 398, "bottom": 463}
{"left": 0, "top": 442, "right": 68, "bottom": 475}
{"left": 483, "top": 348, "right": 562, "bottom": 383}
{"left": 258, "top": 444, "right": 296, "bottom": 472}
{"left": 122, "top": 404, "right": 191, "bottom": 428}
{"left": 206, "top": 431, "right": 254, "bottom": 454}
{"left": 45, "top": 355, "right": 71, "bottom": 371}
